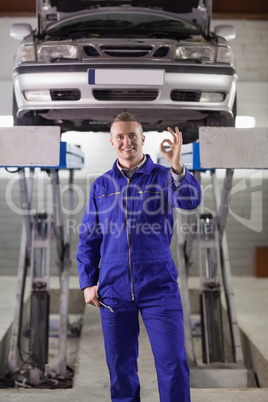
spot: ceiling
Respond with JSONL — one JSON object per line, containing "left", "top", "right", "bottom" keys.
{"left": 0, "top": 0, "right": 268, "bottom": 18}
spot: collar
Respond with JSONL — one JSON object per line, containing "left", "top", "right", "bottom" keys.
{"left": 112, "top": 154, "right": 154, "bottom": 176}
{"left": 116, "top": 154, "right": 147, "bottom": 177}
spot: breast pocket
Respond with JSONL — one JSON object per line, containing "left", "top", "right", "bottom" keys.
{"left": 97, "top": 191, "right": 121, "bottom": 215}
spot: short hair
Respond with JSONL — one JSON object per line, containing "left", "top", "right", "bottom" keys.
{"left": 110, "top": 112, "right": 143, "bottom": 133}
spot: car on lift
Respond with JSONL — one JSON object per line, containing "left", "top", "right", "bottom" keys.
{"left": 10, "top": 0, "right": 237, "bottom": 142}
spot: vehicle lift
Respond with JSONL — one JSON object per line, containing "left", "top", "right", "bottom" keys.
{"left": 177, "top": 163, "right": 239, "bottom": 366}
{"left": 2, "top": 125, "right": 267, "bottom": 388}
{"left": 0, "top": 126, "right": 84, "bottom": 386}
{"left": 160, "top": 126, "right": 268, "bottom": 387}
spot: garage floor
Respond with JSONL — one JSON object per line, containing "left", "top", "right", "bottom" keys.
{"left": 0, "top": 276, "right": 268, "bottom": 401}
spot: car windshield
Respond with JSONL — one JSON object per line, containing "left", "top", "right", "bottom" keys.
{"left": 45, "top": 12, "right": 200, "bottom": 40}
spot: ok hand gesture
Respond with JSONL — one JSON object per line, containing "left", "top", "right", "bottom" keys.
{"left": 160, "top": 127, "right": 184, "bottom": 174}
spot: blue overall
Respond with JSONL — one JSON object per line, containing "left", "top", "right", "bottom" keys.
{"left": 77, "top": 155, "right": 202, "bottom": 402}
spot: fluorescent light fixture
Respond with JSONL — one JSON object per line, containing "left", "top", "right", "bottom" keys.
{"left": 0, "top": 115, "right": 14, "bottom": 127}
{"left": 235, "top": 116, "right": 256, "bottom": 128}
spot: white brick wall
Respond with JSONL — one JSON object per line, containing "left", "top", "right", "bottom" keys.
{"left": 237, "top": 82, "right": 268, "bottom": 127}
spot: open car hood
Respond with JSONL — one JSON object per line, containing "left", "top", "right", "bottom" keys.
{"left": 37, "top": 0, "right": 212, "bottom": 35}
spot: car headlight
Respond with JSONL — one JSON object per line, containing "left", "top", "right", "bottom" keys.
{"left": 17, "top": 44, "right": 36, "bottom": 63}
{"left": 37, "top": 44, "right": 79, "bottom": 62}
{"left": 175, "top": 44, "right": 235, "bottom": 66}
{"left": 175, "top": 45, "right": 216, "bottom": 63}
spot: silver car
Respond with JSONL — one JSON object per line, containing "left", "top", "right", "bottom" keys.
{"left": 11, "top": 0, "right": 237, "bottom": 142}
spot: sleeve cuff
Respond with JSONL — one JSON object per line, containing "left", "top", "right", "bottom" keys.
{"left": 170, "top": 165, "right": 185, "bottom": 186}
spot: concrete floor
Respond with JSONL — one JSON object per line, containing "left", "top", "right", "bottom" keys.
{"left": 0, "top": 275, "right": 268, "bottom": 401}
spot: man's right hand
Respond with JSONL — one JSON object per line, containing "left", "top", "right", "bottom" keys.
{"left": 83, "top": 285, "right": 100, "bottom": 307}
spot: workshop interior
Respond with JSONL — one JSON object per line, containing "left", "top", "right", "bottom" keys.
{"left": 0, "top": 1, "right": 268, "bottom": 401}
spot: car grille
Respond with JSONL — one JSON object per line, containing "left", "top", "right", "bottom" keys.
{"left": 99, "top": 45, "right": 153, "bottom": 57}
{"left": 83, "top": 45, "right": 101, "bottom": 57}
{"left": 50, "top": 89, "right": 81, "bottom": 101}
{"left": 153, "top": 46, "right": 170, "bottom": 58}
{"left": 82, "top": 44, "right": 171, "bottom": 59}
{"left": 93, "top": 89, "right": 158, "bottom": 101}
{"left": 171, "top": 90, "right": 201, "bottom": 102}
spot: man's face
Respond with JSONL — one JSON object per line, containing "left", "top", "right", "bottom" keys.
{"left": 110, "top": 121, "right": 145, "bottom": 166}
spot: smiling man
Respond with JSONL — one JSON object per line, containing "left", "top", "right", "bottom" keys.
{"left": 110, "top": 118, "right": 145, "bottom": 168}
{"left": 77, "top": 112, "right": 202, "bottom": 402}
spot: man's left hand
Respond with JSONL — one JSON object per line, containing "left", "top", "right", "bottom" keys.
{"left": 160, "top": 127, "right": 183, "bottom": 174}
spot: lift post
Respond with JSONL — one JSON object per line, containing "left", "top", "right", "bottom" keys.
{"left": 197, "top": 127, "right": 268, "bottom": 367}
{"left": 159, "top": 126, "right": 268, "bottom": 386}
{"left": 0, "top": 126, "right": 84, "bottom": 385}
{"left": 176, "top": 166, "right": 237, "bottom": 367}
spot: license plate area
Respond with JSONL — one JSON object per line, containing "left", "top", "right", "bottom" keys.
{"left": 88, "top": 69, "right": 165, "bottom": 85}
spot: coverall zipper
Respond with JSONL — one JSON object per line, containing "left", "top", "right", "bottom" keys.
{"left": 125, "top": 177, "right": 135, "bottom": 301}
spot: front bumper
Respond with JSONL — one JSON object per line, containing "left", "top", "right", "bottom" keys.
{"left": 13, "top": 62, "right": 237, "bottom": 125}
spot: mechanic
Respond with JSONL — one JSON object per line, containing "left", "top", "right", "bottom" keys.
{"left": 76, "top": 112, "right": 202, "bottom": 402}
